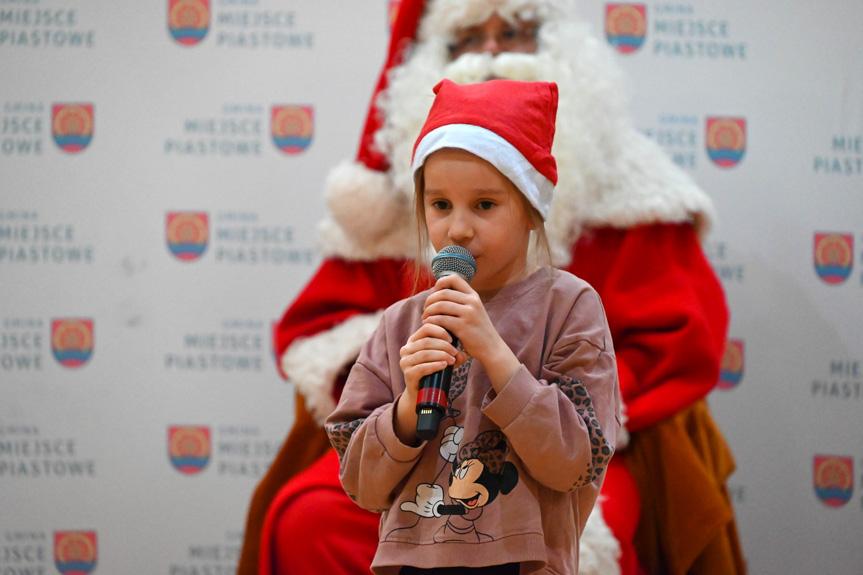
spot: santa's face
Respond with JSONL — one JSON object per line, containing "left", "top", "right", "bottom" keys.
{"left": 448, "top": 13, "right": 538, "bottom": 60}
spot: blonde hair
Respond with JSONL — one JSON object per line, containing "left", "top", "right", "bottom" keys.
{"left": 412, "top": 163, "right": 552, "bottom": 290}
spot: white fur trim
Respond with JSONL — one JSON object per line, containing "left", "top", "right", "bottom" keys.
{"left": 318, "top": 160, "right": 416, "bottom": 261}
{"left": 280, "top": 312, "right": 384, "bottom": 425}
{"left": 578, "top": 502, "right": 622, "bottom": 575}
{"left": 413, "top": 124, "right": 554, "bottom": 219}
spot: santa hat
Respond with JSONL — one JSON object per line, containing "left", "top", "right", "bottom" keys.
{"left": 355, "top": 0, "right": 426, "bottom": 173}
{"left": 411, "top": 78, "right": 558, "bottom": 219}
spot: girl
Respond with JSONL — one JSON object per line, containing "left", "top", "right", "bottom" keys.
{"left": 325, "top": 79, "right": 621, "bottom": 575}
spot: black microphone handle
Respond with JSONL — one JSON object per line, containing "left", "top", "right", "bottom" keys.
{"left": 415, "top": 333, "right": 459, "bottom": 440}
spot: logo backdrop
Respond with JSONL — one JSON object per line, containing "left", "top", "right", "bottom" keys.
{"left": 1, "top": 1, "right": 862, "bottom": 574}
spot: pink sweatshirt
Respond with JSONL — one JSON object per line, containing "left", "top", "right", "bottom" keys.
{"left": 326, "top": 267, "right": 622, "bottom": 574}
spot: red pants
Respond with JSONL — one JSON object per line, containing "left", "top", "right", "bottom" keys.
{"left": 261, "top": 450, "right": 641, "bottom": 575}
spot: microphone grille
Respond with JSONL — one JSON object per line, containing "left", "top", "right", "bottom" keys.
{"left": 431, "top": 245, "right": 477, "bottom": 282}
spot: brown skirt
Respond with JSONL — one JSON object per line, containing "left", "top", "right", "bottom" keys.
{"left": 624, "top": 399, "right": 746, "bottom": 575}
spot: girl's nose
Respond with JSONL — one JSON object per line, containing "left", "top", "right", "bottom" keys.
{"left": 447, "top": 211, "right": 473, "bottom": 242}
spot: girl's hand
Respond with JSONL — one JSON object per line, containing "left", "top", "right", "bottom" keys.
{"left": 421, "top": 274, "right": 520, "bottom": 390}
{"left": 399, "top": 321, "right": 462, "bottom": 397}
{"left": 395, "top": 321, "right": 463, "bottom": 445}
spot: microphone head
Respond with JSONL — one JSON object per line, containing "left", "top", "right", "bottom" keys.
{"left": 431, "top": 245, "right": 477, "bottom": 282}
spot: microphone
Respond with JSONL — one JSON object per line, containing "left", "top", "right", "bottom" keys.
{"left": 415, "top": 245, "right": 477, "bottom": 440}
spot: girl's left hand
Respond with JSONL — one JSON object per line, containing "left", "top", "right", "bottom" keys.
{"left": 422, "top": 274, "right": 496, "bottom": 359}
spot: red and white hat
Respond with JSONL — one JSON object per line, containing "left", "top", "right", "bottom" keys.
{"left": 354, "top": 0, "right": 427, "bottom": 173}
{"left": 411, "top": 78, "right": 558, "bottom": 220}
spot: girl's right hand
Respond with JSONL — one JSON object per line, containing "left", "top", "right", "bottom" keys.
{"left": 398, "top": 322, "right": 464, "bottom": 399}
{"left": 395, "top": 322, "right": 464, "bottom": 445}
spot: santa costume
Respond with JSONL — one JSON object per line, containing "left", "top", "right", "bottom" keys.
{"left": 238, "top": 1, "right": 745, "bottom": 574}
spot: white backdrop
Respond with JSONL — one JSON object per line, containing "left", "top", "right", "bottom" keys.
{"left": 1, "top": 1, "right": 861, "bottom": 574}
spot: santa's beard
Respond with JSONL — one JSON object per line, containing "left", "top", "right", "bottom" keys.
{"left": 375, "top": 15, "right": 637, "bottom": 264}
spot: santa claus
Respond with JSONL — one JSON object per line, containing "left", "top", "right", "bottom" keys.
{"left": 238, "top": 1, "right": 745, "bottom": 574}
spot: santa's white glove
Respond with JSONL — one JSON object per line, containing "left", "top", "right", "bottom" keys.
{"left": 439, "top": 425, "right": 463, "bottom": 462}
{"left": 399, "top": 483, "right": 444, "bottom": 518}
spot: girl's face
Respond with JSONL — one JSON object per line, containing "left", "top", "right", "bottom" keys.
{"left": 422, "top": 148, "right": 535, "bottom": 297}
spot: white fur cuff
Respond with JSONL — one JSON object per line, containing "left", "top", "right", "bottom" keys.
{"left": 281, "top": 312, "right": 384, "bottom": 425}
{"left": 319, "top": 160, "right": 416, "bottom": 261}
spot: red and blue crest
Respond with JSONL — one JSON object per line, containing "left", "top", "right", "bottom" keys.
{"left": 168, "top": 425, "right": 211, "bottom": 475}
{"left": 51, "top": 319, "right": 94, "bottom": 369}
{"left": 52, "top": 104, "right": 94, "bottom": 153}
{"left": 271, "top": 106, "right": 314, "bottom": 154}
{"left": 54, "top": 531, "right": 97, "bottom": 575}
{"left": 813, "top": 455, "right": 854, "bottom": 507}
{"left": 718, "top": 339, "right": 744, "bottom": 391}
{"left": 706, "top": 117, "right": 746, "bottom": 168}
{"left": 813, "top": 233, "right": 853, "bottom": 284}
{"left": 168, "top": 0, "right": 210, "bottom": 46}
{"left": 166, "top": 212, "right": 208, "bottom": 261}
{"left": 605, "top": 4, "right": 647, "bottom": 54}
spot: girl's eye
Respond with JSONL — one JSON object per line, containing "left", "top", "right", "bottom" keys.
{"left": 430, "top": 200, "right": 451, "bottom": 210}
{"left": 477, "top": 200, "right": 495, "bottom": 210}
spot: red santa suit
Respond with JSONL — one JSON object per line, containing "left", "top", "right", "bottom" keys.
{"left": 239, "top": 1, "right": 745, "bottom": 574}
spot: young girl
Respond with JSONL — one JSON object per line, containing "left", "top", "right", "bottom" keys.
{"left": 325, "top": 79, "right": 621, "bottom": 575}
